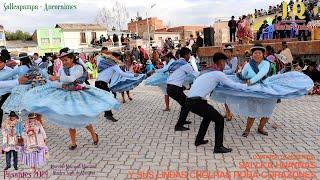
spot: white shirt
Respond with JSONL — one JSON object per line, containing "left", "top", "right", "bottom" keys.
{"left": 97, "top": 65, "right": 134, "bottom": 83}
{"left": 167, "top": 64, "right": 200, "bottom": 87}
{"left": 58, "top": 64, "right": 83, "bottom": 83}
{"left": 188, "top": 71, "right": 247, "bottom": 98}
{"left": 34, "top": 58, "right": 42, "bottom": 65}
{"left": 0, "top": 79, "right": 18, "bottom": 89}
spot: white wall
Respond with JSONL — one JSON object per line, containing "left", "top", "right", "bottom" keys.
{"left": 62, "top": 30, "right": 107, "bottom": 50}
{"left": 213, "top": 21, "right": 229, "bottom": 45}
{"left": 152, "top": 33, "right": 180, "bottom": 47}
{"left": 0, "top": 30, "right": 6, "bottom": 47}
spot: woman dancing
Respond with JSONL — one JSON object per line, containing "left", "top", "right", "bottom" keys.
{"left": 23, "top": 48, "right": 120, "bottom": 150}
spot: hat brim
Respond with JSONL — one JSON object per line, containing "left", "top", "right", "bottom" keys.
{"left": 1, "top": 50, "right": 10, "bottom": 54}
{"left": 58, "top": 52, "right": 73, "bottom": 58}
{"left": 250, "top": 47, "right": 266, "bottom": 53}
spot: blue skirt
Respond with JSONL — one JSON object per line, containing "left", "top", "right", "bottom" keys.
{"left": 211, "top": 72, "right": 313, "bottom": 118}
{"left": 144, "top": 71, "right": 195, "bottom": 91}
{"left": 110, "top": 74, "right": 146, "bottom": 93}
{"left": 145, "top": 72, "right": 169, "bottom": 86}
{"left": 2, "top": 85, "right": 31, "bottom": 113}
{"left": 23, "top": 83, "right": 120, "bottom": 128}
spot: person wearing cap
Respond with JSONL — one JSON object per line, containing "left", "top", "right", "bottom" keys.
{"left": 95, "top": 47, "right": 137, "bottom": 122}
{"left": 238, "top": 44, "right": 273, "bottom": 137}
{"left": 186, "top": 52, "right": 247, "bottom": 153}
{"left": 166, "top": 47, "right": 200, "bottom": 131}
{"left": 20, "top": 112, "right": 48, "bottom": 171}
{"left": 221, "top": 44, "right": 239, "bottom": 121}
{"left": 223, "top": 44, "right": 239, "bottom": 75}
{"left": 2, "top": 111, "right": 20, "bottom": 170}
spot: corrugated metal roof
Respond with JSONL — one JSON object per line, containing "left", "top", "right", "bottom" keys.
{"left": 55, "top": 24, "right": 107, "bottom": 31}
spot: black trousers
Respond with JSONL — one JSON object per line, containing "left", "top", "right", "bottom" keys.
{"left": 167, "top": 84, "right": 190, "bottom": 127}
{"left": 6, "top": 150, "right": 18, "bottom": 168}
{"left": 230, "top": 30, "right": 236, "bottom": 42}
{"left": 95, "top": 81, "right": 114, "bottom": 117}
{"left": 0, "top": 93, "right": 10, "bottom": 128}
{"left": 186, "top": 98, "right": 224, "bottom": 148}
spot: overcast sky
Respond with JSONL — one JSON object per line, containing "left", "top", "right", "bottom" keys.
{"left": 0, "top": 0, "right": 285, "bottom": 33}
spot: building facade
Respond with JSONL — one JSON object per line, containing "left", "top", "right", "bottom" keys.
{"left": 213, "top": 20, "right": 229, "bottom": 46}
{"left": 150, "top": 32, "right": 181, "bottom": 47}
{"left": 32, "top": 28, "right": 64, "bottom": 55}
{"left": 55, "top": 24, "right": 107, "bottom": 51}
{"left": 128, "top": 17, "right": 165, "bottom": 38}
{"left": 0, "top": 25, "right": 6, "bottom": 48}
{"left": 167, "top": 26, "right": 206, "bottom": 42}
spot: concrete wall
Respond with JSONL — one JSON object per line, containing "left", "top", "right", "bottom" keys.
{"left": 213, "top": 21, "right": 229, "bottom": 45}
{"left": 198, "top": 40, "right": 320, "bottom": 64}
{"left": 149, "top": 32, "right": 180, "bottom": 47}
{"left": 0, "top": 30, "right": 6, "bottom": 47}
{"left": 62, "top": 30, "right": 107, "bottom": 50}
{"left": 168, "top": 26, "right": 205, "bottom": 42}
{"left": 128, "top": 18, "right": 165, "bottom": 37}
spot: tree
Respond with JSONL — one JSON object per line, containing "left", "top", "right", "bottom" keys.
{"left": 95, "top": 7, "right": 114, "bottom": 30}
{"left": 95, "top": 1, "right": 129, "bottom": 31}
{"left": 5, "top": 30, "right": 32, "bottom": 41}
{"left": 112, "top": 1, "right": 129, "bottom": 30}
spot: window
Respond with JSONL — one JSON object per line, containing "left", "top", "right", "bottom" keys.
{"left": 80, "top": 32, "right": 86, "bottom": 43}
{"left": 158, "top": 37, "right": 162, "bottom": 40}
{"left": 91, "top": 32, "right": 97, "bottom": 41}
{"left": 41, "top": 38, "right": 50, "bottom": 45}
{"left": 52, "top": 38, "right": 61, "bottom": 45}
{"left": 0, "top": 33, "right": 3, "bottom": 40}
{"left": 175, "top": 36, "right": 179, "bottom": 40}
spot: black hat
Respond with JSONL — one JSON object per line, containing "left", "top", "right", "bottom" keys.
{"left": 212, "top": 52, "right": 228, "bottom": 63}
{"left": 101, "top": 47, "right": 108, "bottom": 51}
{"left": 59, "top": 47, "right": 74, "bottom": 58}
{"left": 250, "top": 44, "right": 266, "bottom": 53}
{"left": 28, "top": 112, "right": 37, "bottom": 119}
{"left": 112, "top": 51, "right": 121, "bottom": 57}
{"left": 9, "top": 111, "right": 17, "bottom": 117}
{"left": 1, "top": 49, "right": 10, "bottom": 55}
{"left": 19, "top": 53, "right": 30, "bottom": 62}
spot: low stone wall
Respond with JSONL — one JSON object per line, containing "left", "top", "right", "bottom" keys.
{"left": 198, "top": 40, "right": 320, "bottom": 65}
{"left": 198, "top": 40, "right": 320, "bottom": 57}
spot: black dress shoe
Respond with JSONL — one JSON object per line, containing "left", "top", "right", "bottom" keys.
{"left": 68, "top": 144, "right": 77, "bottom": 150}
{"left": 4, "top": 166, "right": 10, "bottom": 170}
{"left": 14, "top": 166, "right": 18, "bottom": 170}
{"left": 214, "top": 146, "right": 232, "bottom": 153}
{"left": 93, "top": 133, "right": 99, "bottom": 145}
{"left": 195, "top": 140, "right": 209, "bottom": 146}
{"left": 106, "top": 116, "right": 118, "bottom": 122}
{"left": 183, "top": 121, "right": 192, "bottom": 125}
{"left": 174, "top": 126, "right": 190, "bottom": 131}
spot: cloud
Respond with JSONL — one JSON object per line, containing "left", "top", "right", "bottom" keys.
{"left": 0, "top": 0, "right": 285, "bottom": 32}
